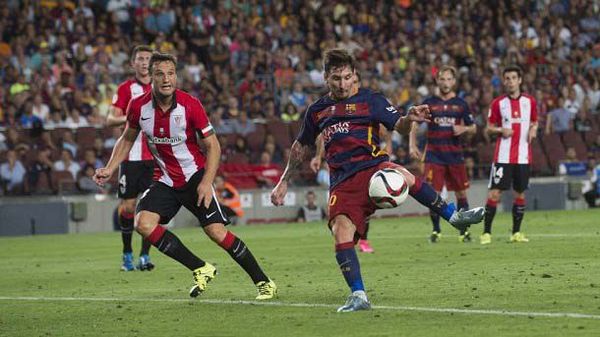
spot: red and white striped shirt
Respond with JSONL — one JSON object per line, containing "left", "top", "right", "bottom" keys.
{"left": 126, "top": 89, "right": 214, "bottom": 188}
{"left": 488, "top": 94, "right": 538, "bottom": 164}
{"left": 113, "top": 78, "right": 153, "bottom": 161}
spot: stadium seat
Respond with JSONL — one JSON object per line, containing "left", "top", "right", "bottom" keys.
{"left": 227, "top": 152, "right": 250, "bottom": 164}
{"left": 52, "top": 170, "right": 78, "bottom": 194}
{"left": 76, "top": 127, "right": 99, "bottom": 147}
{"left": 50, "top": 127, "right": 70, "bottom": 144}
{"left": 289, "top": 120, "right": 302, "bottom": 140}
{"left": 246, "top": 126, "right": 266, "bottom": 152}
{"left": 530, "top": 138, "right": 550, "bottom": 175}
{"left": 561, "top": 130, "right": 588, "bottom": 161}
{"left": 265, "top": 121, "right": 292, "bottom": 149}
{"left": 541, "top": 133, "right": 566, "bottom": 172}
{"left": 31, "top": 171, "right": 54, "bottom": 195}
{"left": 583, "top": 130, "right": 598, "bottom": 147}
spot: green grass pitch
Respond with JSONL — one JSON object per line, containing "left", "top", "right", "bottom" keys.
{"left": 1, "top": 209, "right": 599, "bottom": 337}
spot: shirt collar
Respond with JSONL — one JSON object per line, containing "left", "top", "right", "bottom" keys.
{"left": 152, "top": 90, "right": 178, "bottom": 113}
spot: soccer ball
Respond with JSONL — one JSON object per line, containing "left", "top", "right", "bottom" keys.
{"left": 368, "top": 168, "right": 409, "bottom": 208}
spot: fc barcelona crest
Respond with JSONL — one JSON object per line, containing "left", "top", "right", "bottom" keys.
{"left": 345, "top": 104, "right": 356, "bottom": 114}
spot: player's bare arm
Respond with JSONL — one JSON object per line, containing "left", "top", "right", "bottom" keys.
{"left": 271, "top": 140, "right": 312, "bottom": 206}
{"left": 394, "top": 104, "right": 431, "bottom": 135}
{"left": 309, "top": 134, "right": 324, "bottom": 173}
{"left": 486, "top": 125, "right": 513, "bottom": 138}
{"left": 408, "top": 122, "right": 422, "bottom": 160}
{"left": 528, "top": 122, "right": 538, "bottom": 142}
{"left": 106, "top": 106, "right": 127, "bottom": 127}
{"left": 453, "top": 123, "right": 476, "bottom": 136}
{"left": 94, "top": 125, "right": 139, "bottom": 186}
{"left": 197, "top": 133, "right": 220, "bottom": 207}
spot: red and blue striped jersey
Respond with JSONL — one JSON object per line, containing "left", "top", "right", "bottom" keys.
{"left": 421, "top": 96, "right": 474, "bottom": 165}
{"left": 297, "top": 88, "right": 403, "bottom": 188}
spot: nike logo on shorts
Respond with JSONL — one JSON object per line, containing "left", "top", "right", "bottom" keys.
{"left": 206, "top": 211, "right": 217, "bottom": 219}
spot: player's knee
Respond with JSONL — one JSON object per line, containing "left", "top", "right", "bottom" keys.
{"left": 135, "top": 212, "right": 159, "bottom": 236}
{"left": 514, "top": 191, "right": 526, "bottom": 199}
{"left": 397, "top": 167, "right": 415, "bottom": 186}
{"left": 203, "top": 223, "right": 228, "bottom": 243}
{"left": 121, "top": 199, "right": 137, "bottom": 214}
{"left": 487, "top": 190, "right": 501, "bottom": 201}
{"left": 331, "top": 215, "right": 355, "bottom": 240}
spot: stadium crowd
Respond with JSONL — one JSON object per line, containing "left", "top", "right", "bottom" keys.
{"left": 0, "top": 0, "right": 599, "bottom": 196}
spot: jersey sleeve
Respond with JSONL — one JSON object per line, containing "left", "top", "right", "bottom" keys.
{"left": 369, "top": 92, "right": 402, "bottom": 131}
{"left": 462, "top": 101, "right": 475, "bottom": 126}
{"left": 296, "top": 105, "right": 319, "bottom": 146}
{"left": 112, "top": 82, "right": 131, "bottom": 112}
{"left": 191, "top": 98, "right": 214, "bottom": 138}
{"left": 125, "top": 100, "right": 140, "bottom": 130}
{"left": 487, "top": 99, "right": 500, "bottom": 126}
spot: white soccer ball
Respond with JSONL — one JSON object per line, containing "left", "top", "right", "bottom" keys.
{"left": 368, "top": 168, "right": 409, "bottom": 209}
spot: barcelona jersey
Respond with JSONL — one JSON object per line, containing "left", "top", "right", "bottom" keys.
{"left": 297, "top": 88, "right": 403, "bottom": 188}
{"left": 421, "top": 96, "right": 474, "bottom": 165}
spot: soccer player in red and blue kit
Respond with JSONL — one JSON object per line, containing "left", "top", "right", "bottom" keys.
{"left": 409, "top": 66, "right": 476, "bottom": 243}
{"left": 271, "top": 49, "right": 484, "bottom": 312}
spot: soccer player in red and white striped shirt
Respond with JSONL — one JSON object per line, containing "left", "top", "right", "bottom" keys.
{"left": 106, "top": 45, "right": 155, "bottom": 271}
{"left": 95, "top": 52, "right": 276, "bottom": 300}
{"left": 482, "top": 65, "right": 538, "bottom": 244}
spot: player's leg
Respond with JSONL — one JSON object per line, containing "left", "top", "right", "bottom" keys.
{"left": 203, "top": 222, "right": 276, "bottom": 299}
{"left": 357, "top": 220, "right": 374, "bottom": 253}
{"left": 454, "top": 189, "right": 471, "bottom": 241}
{"left": 136, "top": 183, "right": 214, "bottom": 297}
{"left": 327, "top": 172, "right": 374, "bottom": 312}
{"left": 510, "top": 164, "right": 530, "bottom": 242}
{"left": 447, "top": 163, "right": 471, "bottom": 240}
{"left": 331, "top": 214, "right": 371, "bottom": 312}
{"left": 382, "top": 162, "right": 484, "bottom": 231}
{"left": 424, "top": 164, "right": 443, "bottom": 242}
{"left": 183, "top": 179, "right": 275, "bottom": 300}
{"left": 117, "top": 163, "right": 136, "bottom": 271}
{"left": 135, "top": 161, "right": 155, "bottom": 271}
{"left": 482, "top": 163, "right": 511, "bottom": 244}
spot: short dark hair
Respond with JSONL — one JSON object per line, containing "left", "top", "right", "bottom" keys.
{"left": 131, "top": 45, "right": 153, "bottom": 60}
{"left": 323, "top": 49, "right": 355, "bottom": 75}
{"left": 437, "top": 65, "right": 457, "bottom": 79}
{"left": 502, "top": 65, "right": 522, "bottom": 78}
{"left": 149, "top": 52, "right": 177, "bottom": 73}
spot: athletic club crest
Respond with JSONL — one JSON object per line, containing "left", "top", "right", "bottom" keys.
{"left": 159, "top": 127, "right": 165, "bottom": 135}
{"left": 174, "top": 115, "right": 182, "bottom": 126}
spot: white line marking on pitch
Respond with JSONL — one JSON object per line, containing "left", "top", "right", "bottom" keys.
{"left": 1, "top": 296, "right": 599, "bottom": 320}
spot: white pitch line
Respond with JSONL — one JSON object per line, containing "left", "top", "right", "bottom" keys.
{"left": 1, "top": 296, "right": 599, "bottom": 320}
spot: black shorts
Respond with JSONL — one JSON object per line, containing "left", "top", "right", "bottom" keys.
{"left": 136, "top": 170, "right": 230, "bottom": 227}
{"left": 488, "top": 163, "right": 530, "bottom": 193}
{"left": 117, "top": 160, "right": 154, "bottom": 199}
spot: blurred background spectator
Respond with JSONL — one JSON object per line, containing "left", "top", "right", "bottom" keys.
{"left": 0, "top": 0, "right": 598, "bottom": 196}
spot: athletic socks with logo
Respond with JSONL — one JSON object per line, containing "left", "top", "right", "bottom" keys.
{"left": 335, "top": 242, "right": 365, "bottom": 292}
{"left": 484, "top": 199, "right": 497, "bottom": 234}
{"left": 120, "top": 210, "right": 135, "bottom": 254}
{"left": 219, "top": 231, "right": 268, "bottom": 283}
{"left": 512, "top": 197, "right": 526, "bottom": 234}
{"left": 147, "top": 225, "right": 205, "bottom": 270}
{"left": 409, "top": 177, "right": 455, "bottom": 222}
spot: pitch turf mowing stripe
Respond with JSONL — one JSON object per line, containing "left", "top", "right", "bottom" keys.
{"left": 1, "top": 296, "right": 599, "bottom": 320}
